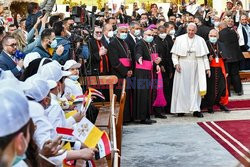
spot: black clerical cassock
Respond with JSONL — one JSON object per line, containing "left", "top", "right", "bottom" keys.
{"left": 107, "top": 37, "right": 133, "bottom": 122}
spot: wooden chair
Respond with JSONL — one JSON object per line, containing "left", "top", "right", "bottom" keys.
{"left": 115, "top": 79, "right": 126, "bottom": 167}
{"left": 110, "top": 94, "right": 119, "bottom": 167}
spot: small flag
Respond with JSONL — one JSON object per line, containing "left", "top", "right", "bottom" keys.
{"left": 65, "top": 110, "right": 78, "bottom": 119}
{"left": 73, "top": 117, "right": 103, "bottom": 148}
{"left": 89, "top": 87, "right": 105, "bottom": 100}
{"left": 96, "top": 131, "right": 112, "bottom": 159}
{"left": 56, "top": 127, "right": 76, "bottom": 143}
{"left": 87, "top": 160, "right": 96, "bottom": 167}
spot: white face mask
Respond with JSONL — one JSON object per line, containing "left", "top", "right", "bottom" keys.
{"left": 159, "top": 33, "right": 167, "bottom": 39}
{"left": 169, "top": 29, "right": 175, "bottom": 35}
{"left": 107, "top": 31, "right": 114, "bottom": 38}
{"left": 134, "top": 29, "right": 141, "bottom": 36}
{"left": 214, "top": 22, "right": 220, "bottom": 27}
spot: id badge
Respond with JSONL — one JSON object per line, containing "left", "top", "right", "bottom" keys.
{"left": 215, "top": 57, "right": 219, "bottom": 63}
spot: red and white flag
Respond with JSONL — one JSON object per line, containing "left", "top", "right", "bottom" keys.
{"left": 96, "top": 131, "right": 112, "bottom": 159}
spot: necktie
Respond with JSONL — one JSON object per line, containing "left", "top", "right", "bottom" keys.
{"left": 135, "top": 37, "right": 139, "bottom": 43}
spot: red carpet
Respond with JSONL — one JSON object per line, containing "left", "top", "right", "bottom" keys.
{"left": 198, "top": 120, "right": 250, "bottom": 166}
{"left": 205, "top": 99, "right": 250, "bottom": 111}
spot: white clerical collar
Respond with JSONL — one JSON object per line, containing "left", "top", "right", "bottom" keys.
{"left": 129, "top": 33, "right": 136, "bottom": 42}
{"left": 104, "top": 35, "right": 110, "bottom": 43}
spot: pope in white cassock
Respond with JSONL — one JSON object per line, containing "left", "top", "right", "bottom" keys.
{"left": 171, "top": 23, "right": 210, "bottom": 118}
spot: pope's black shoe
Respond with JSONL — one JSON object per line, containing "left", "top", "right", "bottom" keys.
{"left": 193, "top": 111, "right": 204, "bottom": 118}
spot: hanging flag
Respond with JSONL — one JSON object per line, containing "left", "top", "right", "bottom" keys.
{"left": 73, "top": 117, "right": 103, "bottom": 148}
{"left": 96, "top": 131, "right": 112, "bottom": 159}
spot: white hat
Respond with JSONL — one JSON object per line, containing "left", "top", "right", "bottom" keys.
{"left": 23, "top": 52, "right": 41, "bottom": 69}
{"left": 47, "top": 80, "right": 57, "bottom": 90}
{"left": 0, "top": 68, "right": 15, "bottom": 80}
{"left": 39, "top": 61, "right": 71, "bottom": 82}
{"left": 25, "top": 76, "right": 50, "bottom": 102}
{"left": 63, "top": 60, "right": 81, "bottom": 70}
{"left": 226, "top": 0, "right": 233, "bottom": 4}
{"left": 0, "top": 78, "right": 32, "bottom": 92}
{"left": 0, "top": 88, "right": 30, "bottom": 137}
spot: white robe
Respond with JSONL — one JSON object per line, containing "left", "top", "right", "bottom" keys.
{"left": 171, "top": 34, "right": 210, "bottom": 114}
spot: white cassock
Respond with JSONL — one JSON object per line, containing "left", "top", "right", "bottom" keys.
{"left": 64, "top": 78, "right": 83, "bottom": 98}
{"left": 171, "top": 34, "right": 210, "bottom": 114}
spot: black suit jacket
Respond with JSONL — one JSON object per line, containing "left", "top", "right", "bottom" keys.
{"left": 219, "top": 28, "right": 244, "bottom": 63}
{"left": 197, "top": 25, "right": 212, "bottom": 41}
{"left": 0, "top": 51, "right": 22, "bottom": 78}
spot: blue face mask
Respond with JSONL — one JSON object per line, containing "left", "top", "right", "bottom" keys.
{"left": 12, "top": 154, "right": 26, "bottom": 166}
{"left": 145, "top": 36, "right": 154, "bottom": 43}
{"left": 119, "top": 33, "right": 128, "bottom": 40}
{"left": 69, "top": 75, "right": 79, "bottom": 81}
{"left": 209, "top": 37, "right": 218, "bottom": 44}
{"left": 50, "top": 39, "right": 57, "bottom": 49}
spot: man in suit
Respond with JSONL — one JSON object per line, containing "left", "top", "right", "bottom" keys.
{"left": 101, "top": 24, "right": 114, "bottom": 48}
{"left": 0, "top": 36, "right": 23, "bottom": 78}
{"left": 218, "top": 22, "right": 244, "bottom": 96}
{"left": 125, "top": 21, "right": 141, "bottom": 70}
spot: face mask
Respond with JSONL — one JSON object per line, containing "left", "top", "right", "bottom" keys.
{"left": 159, "top": 33, "right": 167, "bottom": 39}
{"left": 119, "top": 33, "right": 127, "bottom": 40}
{"left": 169, "top": 29, "right": 175, "bottom": 35}
{"left": 209, "top": 37, "right": 218, "bottom": 44}
{"left": 134, "top": 29, "right": 141, "bottom": 36}
{"left": 50, "top": 39, "right": 57, "bottom": 49}
{"left": 12, "top": 154, "right": 26, "bottom": 166}
{"left": 107, "top": 31, "right": 114, "bottom": 38}
{"left": 214, "top": 22, "right": 220, "bottom": 27}
{"left": 12, "top": 135, "right": 28, "bottom": 166}
{"left": 145, "top": 36, "right": 154, "bottom": 43}
{"left": 69, "top": 75, "right": 79, "bottom": 81}
{"left": 113, "top": 29, "right": 118, "bottom": 35}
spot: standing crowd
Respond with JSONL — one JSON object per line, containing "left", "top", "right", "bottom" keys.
{"left": 0, "top": 0, "right": 249, "bottom": 166}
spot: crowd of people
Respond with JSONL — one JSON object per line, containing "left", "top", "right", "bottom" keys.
{"left": 0, "top": 0, "right": 249, "bottom": 166}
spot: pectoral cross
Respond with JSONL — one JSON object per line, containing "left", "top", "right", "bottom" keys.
{"left": 187, "top": 50, "right": 193, "bottom": 56}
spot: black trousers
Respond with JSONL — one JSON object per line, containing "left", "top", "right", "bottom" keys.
{"left": 227, "top": 62, "right": 242, "bottom": 93}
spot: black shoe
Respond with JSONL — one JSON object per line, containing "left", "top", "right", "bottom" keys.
{"left": 208, "top": 108, "right": 214, "bottom": 114}
{"left": 177, "top": 113, "right": 185, "bottom": 117}
{"left": 148, "top": 119, "right": 157, "bottom": 123}
{"left": 155, "top": 114, "right": 167, "bottom": 119}
{"left": 193, "top": 111, "right": 204, "bottom": 118}
{"left": 140, "top": 120, "right": 152, "bottom": 125}
{"left": 219, "top": 104, "right": 230, "bottom": 112}
{"left": 237, "top": 91, "right": 243, "bottom": 96}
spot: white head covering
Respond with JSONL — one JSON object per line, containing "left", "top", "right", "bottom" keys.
{"left": 0, "top": 68, "right": 16, "bottom": 80}
{"left": 38, "top": 61, "right": 71, "bottom": 82}
{"left": 63, "top": 60, "right": 81, "bottom": 70}
{"left": 23, "top": 52, "right": 41, "bottom": 69}
{"left": 25, "top": 76, "right": 50, "bottom": 102}
{"left": 0, "top": 88, "right": 30, "bottom": 137}
{"left": 47, "top": 80, "right": 57, "bottom": 90}
{"left": 28, "top": 101, "right": 45, "bottom": 117}
{"left": 0, "top": 78, "right": 32, "bottom": 92}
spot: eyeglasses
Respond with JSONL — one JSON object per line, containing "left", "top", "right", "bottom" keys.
{"left": 95, "top": 31, "right": 102, "bottom": 34}
{"left": 6, "top": 43, "right": 17, "bottom": 48}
